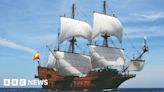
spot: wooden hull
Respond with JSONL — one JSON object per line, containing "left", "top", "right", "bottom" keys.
{"left": 35, "top": 66, "right": 135, "bottom": 90}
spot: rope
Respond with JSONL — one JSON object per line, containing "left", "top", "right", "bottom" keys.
{"left": 110, "top": 38, "right": 116, "bottom": 47}
{"left": 54, "top": 31, "right": 58, "bottom": 50}
{"left": 76, "top": 44, "right": 86, "bottom": 54}
{"left": 125, "top": 54, "right": 131, "bottom": 60}
{"left": 77, "top": 7, "right": 92, "bottom": 23}
{"left": 124, "top": 32, "right": 141, "bottom": 54}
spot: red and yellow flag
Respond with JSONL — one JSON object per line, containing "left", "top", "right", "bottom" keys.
{"left": 32, "top": 52, "right": 40, "bottom": 60}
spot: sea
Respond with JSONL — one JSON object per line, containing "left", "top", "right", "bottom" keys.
{"left": 0, "top": 88, "right": 164, "bottom": 92}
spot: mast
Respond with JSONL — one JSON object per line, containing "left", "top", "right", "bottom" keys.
{"left": 69, "top": 3, "right": 76, "bottom": 53}
{"left": 102, "top": 0, "right": 110, "bottom": 47}
{"left": 72, "top": 3, "right": 75, "bottom": 19}
{"left": 57, "top": 32, "right": 60, "bottom": 51}
{"left": 103, "top": 0, "right": 107, "bottom": 15}
{"left": 102, "top": 33, "right": 110, "bottom": 47}
{"left": 46, "top": 46, "right": 58, "bottom": 71}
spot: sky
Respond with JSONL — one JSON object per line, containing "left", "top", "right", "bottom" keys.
{"left": 0, "top": 0, "right": 164, "bottom": 88}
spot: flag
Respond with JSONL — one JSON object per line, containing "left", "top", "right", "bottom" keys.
{"left": 32, "top": 52, "right": 40, "bottom": 60}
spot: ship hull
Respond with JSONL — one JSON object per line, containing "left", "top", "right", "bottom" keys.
{"left": 35, "top": 66, "right": 135, "bottom": 91}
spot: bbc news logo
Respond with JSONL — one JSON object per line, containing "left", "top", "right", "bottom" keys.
{"left": 3, "top": 79, "right": 48, "bottom": 86}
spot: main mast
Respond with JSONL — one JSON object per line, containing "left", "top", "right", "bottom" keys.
{"left": 90, "top": 1, "right": 124, "bottom": 68}
{"left": 69, "top": 3, "right": 76, "bottom": 53}
{"left": 102, "top": 0, "right": 110, "bottom": 47}
{"left": 103, "top": 0, "right": 107, "bottom": 15}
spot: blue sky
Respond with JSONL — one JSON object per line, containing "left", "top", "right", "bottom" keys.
{"left": 0, "top": 0, "right": 164, "bottom": 88}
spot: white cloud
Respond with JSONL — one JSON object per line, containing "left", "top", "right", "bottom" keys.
{"left": 133, "top": 11, "right": 164, "bottom": 21}
{"left": 124, "top": 25, "right": 164, "bottom": 38}
{"left": 0, "top": 37, "right": 36, "bottom": 54}
{"left": 23, "top": 34, "right": 57, "bottom": 46}
{"left": 120, "top": 11, "right": 164, "bottom": 22}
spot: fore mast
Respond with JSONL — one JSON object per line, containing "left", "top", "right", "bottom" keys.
{"left": 47, "top": 3, "right": 92, "bottom": 76}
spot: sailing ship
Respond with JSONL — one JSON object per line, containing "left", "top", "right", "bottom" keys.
{"left": 35, "top": 1, "right": 149, "bottom": 91}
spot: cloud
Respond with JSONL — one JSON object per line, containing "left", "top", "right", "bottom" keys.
{"left": 124, "top": 25, "right": 164, "bottom": 38}
{"left": 133, "top": 11, "right": 164, "bottom": 21}
{"left": 0, "top": 37, "right": 36, "bottom": 54}
{"left": 120, "top": 11, "right": 164, "bottom": 22}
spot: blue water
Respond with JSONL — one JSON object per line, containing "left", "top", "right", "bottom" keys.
{"left": 0, "top": 88, "right": 164, "bottom": 92}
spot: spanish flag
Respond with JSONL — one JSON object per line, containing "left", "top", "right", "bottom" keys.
{"left": 32, "top": 52, "right": 40, "bottom": 60}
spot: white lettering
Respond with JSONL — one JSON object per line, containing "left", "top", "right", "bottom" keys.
{"left": 11, "top": 79, "right": 18, "bottom": 86}
{"left": 38, "top": 80, "right": 44, "bottom": 85}
{"left": 19, "top": 79, "right": 26, "bottom": 86}
{"left": 32, "top": 80, "right": 38, "bottom": 86}
{"left": 3, "top": 79, "right": 48, "bottom": 86}
{"left": 27, "top": 80, "right": 33, "bottom": 85}
{"left": 3, "top": 79, "right": 10, "bottom": 86}
{"left": 43, "top": 80, "right": 48, "bottom": 85}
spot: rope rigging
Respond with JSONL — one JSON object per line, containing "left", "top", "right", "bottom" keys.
{"left": 77, "top": 7, "right": 92, "bottom": 24}
{"left": 56, "top": 3, "right": 142, "bottom": 61}
{"left": 124, "top": 32, "right": 141, "bottom": 54}
{"left": 76, "top": 43, "right": 87, "bottom": 54}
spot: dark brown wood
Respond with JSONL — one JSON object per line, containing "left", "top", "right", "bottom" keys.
{"left": 36, "top": 66, "right": 135, "bottom": 90}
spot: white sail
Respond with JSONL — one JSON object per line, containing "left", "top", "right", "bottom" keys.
{"left": 59, "top": 17, "right": 92, "bottom": 44}
{"left": 47, "top": 51, "right": 56, "bottom": 68}
{"left": 92, "top": 13, "right": 123, "bottom": 42}
{"left": 89, "top": 45, "right": 124, "bottom": 68}
{"left": 55, "top": 51, "right": 92, "bottom": 76}
{"left": 126, "top": 60, "right": 145, "bottom": 71}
